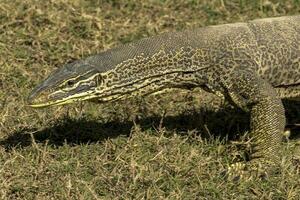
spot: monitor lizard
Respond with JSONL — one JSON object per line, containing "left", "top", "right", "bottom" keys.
{"left": 28, "top": 15, "right": 300, "bottom": 179}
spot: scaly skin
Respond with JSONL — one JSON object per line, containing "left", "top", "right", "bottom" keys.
{"left": 28, "top": 16, "right": 300, "bottom": 177}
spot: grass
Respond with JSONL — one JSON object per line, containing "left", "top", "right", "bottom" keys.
{"left": 1, "top": 0, "right": 300, "bottom": 199}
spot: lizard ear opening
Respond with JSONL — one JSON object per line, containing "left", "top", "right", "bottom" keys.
{"left": 95, "top": 74, "right": 103, "bottom": 86}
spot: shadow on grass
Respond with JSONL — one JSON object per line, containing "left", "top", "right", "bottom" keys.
{"left": 1, "top": 107, "right": 250, "bottom": 151}
{"left": 0, "top": 118, "right": 135, "bottom": 150}
{"left": 1, "top": 100, "right": 299, "bottom": 151}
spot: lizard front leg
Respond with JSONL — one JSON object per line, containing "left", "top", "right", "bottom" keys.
{"left": 220, "top": 70, "right": 286, "bottom": 179}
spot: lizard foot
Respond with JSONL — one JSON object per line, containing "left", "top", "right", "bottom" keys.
{"left": 223, "top": 161, "right": 271, "bottom": 182}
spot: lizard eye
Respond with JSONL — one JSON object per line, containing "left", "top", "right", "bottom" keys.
{"left": 66, "top": 80, "right": 75, "bottom": 87}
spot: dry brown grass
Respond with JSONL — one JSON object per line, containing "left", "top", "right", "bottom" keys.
{"left": 1, "top": 0, "right": 300, "bottom": 199}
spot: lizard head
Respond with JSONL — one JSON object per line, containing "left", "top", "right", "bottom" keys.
{"left": 27, "top": 58, "right": 107, "bottom": 108}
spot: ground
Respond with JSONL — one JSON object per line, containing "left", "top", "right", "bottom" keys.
{"left": 0, "top": 0, "right": 300, "bottom": 199}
